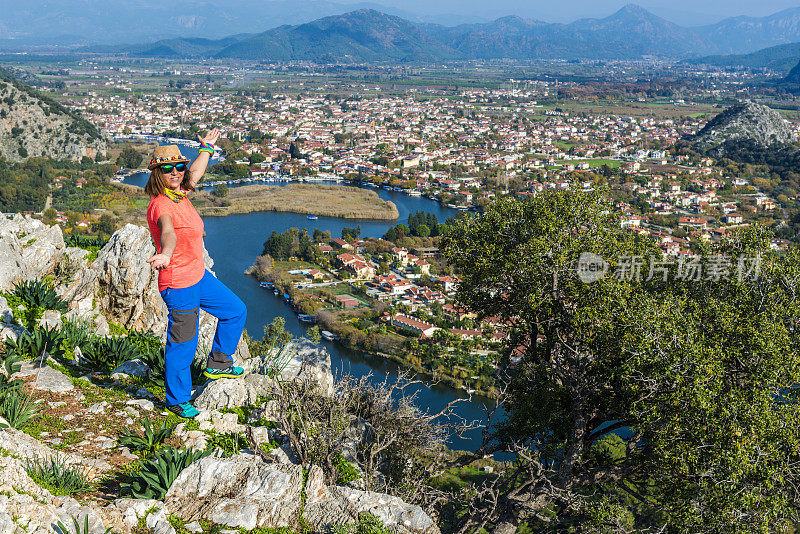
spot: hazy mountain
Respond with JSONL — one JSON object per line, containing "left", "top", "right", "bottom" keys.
{"left": 39, "top": 4, "right": 800, "bottom": 62}
{"left": 215, "top": 5, "right": 710, "bottom": 61}
{"left": 700, "top": 7, "right": 800, "bottom": 55}
{"left": 0, "top": 0, "right": 479, "bottom": 46}
{"left": 81, "top": 36, "right": 251, "bottom": 58}
{"left": 684, "top": 42, "right": 800, "bottom": 73}
{"left": 216, "top": 9, "right": 456, "bottom": 62}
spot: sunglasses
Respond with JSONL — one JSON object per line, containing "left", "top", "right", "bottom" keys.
{"left": 160, "top": 163, "right": 187, "bottom": 173}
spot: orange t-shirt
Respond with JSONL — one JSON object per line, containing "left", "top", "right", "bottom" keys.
{"left": 146, "top": 193, "right": 205, "bottom": 291}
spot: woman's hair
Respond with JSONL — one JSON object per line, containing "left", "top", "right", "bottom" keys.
{"left": 144, "top": 165, "right": 195, "bottom": 198}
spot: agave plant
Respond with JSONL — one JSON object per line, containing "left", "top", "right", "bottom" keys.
{"left": 4, "top": 327, "right": 65, "bottom": 362}
{"left": 56, "top": 514, "right": 112, "bottom": 534}
{"left": 11, "top": 280, "right": 68, "bottom": 312}
{"left": 128, "top": 330, "right": 165, "bottom": 384}
{"left": 0, "top": 390, "right": 41, "bottom": 429}
{"left": 120, "top": 447, "right": 212, "bottom": 500}
{"left": 60, "top": 318, "right": 95, "bottom": 354}
{"left": 117, "top": 418, "right": 175, "bottom": 458}
{"left": 82, "top": 336, "right": 138, "bottom": 374}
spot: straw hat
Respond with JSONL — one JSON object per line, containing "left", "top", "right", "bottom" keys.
{"left": 148, "top": 145, "right": 190, "bottom": 170}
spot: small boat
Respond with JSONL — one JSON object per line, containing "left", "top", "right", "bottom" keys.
{"left": 307, "top": 215, "right": 318, "bottom": 220}
{"left": 259, "top": 281, "right": 274, "bottom": 289}
{"left": 283, "top": 293, "right": 293, "bottom": 303}
{"left": 298, "top": 314, "right": 317, "bottom": 324}
{"left": 321, "top": 330, "right": 339, "bottom": 341}
{"left": 273, "top": 288, "right": 279, "bottom": 295}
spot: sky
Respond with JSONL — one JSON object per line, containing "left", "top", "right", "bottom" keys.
{"left": 341, "top": 0, "right": 800, "bottom": 25}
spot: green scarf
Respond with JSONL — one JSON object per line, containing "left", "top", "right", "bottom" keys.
{"left": 164, "top": 187, "right": 187, "bottom": 203}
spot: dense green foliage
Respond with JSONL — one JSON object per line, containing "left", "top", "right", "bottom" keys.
{"left": 82, "top": 336, "right": 139, "bottom": 374}
{"left": 262, "top": 227, "right": 321, "bottom": 262}
{"left": 117, "top": 418, "right": 175, "bottom": 458}
{"left": 121, "top": 447, "right": 211, "bottom": 500}
{"left": 443, "top": 190, "right": 800, "bottom": 532}
{"left": 12, "top": 280, "right": 68, "bottom": 313}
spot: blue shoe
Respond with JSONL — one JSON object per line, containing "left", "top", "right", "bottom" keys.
{"left": 167, "top": 402, "right": 200, "bottom": 419}
{"left": 203, "top": 366, "right": 245, "bottom": 380}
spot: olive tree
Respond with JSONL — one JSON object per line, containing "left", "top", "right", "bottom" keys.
{"left": 442, "top": 190, "right": 800, "bottom": 533}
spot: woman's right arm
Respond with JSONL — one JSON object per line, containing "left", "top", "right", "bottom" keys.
{"left": 146, "top": 215, "right": 177, "bottom": 270}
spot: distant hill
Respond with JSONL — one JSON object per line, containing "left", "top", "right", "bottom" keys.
{"left": 0, "top": 0, "right": 482, "bottom": 46}
{"left": 683, "top": 42, "right": 800, "bottom": 72}
{"left": 215, "top": 9, "right": 456, "bottom": 62}
{"left": 690, "top": 101, "right": 794, "bottom": 158}
{"left": 0, "top": 77, "right": 108, "bottom": 162}
{"left": 784, "top": 59, "right": 800, "bottom": 84}
{"left": 699, "top": 7, "right": 800, "bottom": 55}
{"left": 60, "top": 4, "right": 800, "bottom": 62}
{"left": 81, "top": 36, "right": 252, "bottom": 58}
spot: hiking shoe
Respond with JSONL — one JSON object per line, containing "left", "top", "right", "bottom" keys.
{"left": 203, "top": 365, "right": 245, "bottom": 380}
{"left": 167, "top": 402, "right": 199, "bottom": 419}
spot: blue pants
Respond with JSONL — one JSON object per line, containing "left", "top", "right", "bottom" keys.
{"left": 159, "top": 270, "right": 247, "bottom": 406}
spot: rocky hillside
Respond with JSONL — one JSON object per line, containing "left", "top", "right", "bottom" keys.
{"left": 0, "top": 77, "right": 108, "bottom": 162}
{"left": 690, "top": 101, "right": 794, "bottom": 157}
{"left": 0, "top": 215, "right": 441, "bottom": 534}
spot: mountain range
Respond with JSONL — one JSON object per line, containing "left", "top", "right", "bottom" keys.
{"left": 72, "top": 5, "right": 800, "bottom": 62}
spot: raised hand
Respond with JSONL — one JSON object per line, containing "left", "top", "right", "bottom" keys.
{"left": 198, "top": 128, "right": 221, "bottom": 146}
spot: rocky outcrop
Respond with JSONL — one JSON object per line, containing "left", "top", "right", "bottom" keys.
{"left": 0, "top": 214, "right": 71, "bottom": 288}
{"left": 304, "top": 485, "right": 441, "bottom": 534}
{"left": 164, "top": 455, "right": 310, "bottom": 531}
{"left": 164, "top": 456, "right": 439, "bottom": 534}
{"left": 691, "top": 101, "right": 794, "bottom": 156}
{"left": 0, "top": 77, "right": 109, "bottom": 163}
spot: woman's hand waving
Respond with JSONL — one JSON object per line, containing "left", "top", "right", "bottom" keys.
{"left": 198, "top": 128, "right": 220, "bottom": 146}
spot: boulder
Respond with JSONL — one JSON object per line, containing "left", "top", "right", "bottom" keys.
{"left": 278, "top": 338, "right": 334, "bottom": 396}
{"left": 12, "top": 363, "right": 74, "bottom": 393}
{"left": 0, "top": 225, "right": 27, "bottom": 291}
{"left": 21, "top": 223, "right": 65, "bottom": 279}
{"left": 112, "top": 359, "right": 150, "bottom": 379}
{"left": 164, "top": 455, "right": 306, "bottom": 531}
{"left": 38, "top": 309, "right": 63, "bottom": 330}
{"left": 192, "top": 373, "right": 275, "bottom": 411}
{"left": 63, "top": 224, "right": 165, "bottom": 334}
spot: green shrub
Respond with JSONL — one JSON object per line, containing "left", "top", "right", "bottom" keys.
{"left": 333, "top": 513, "right": 392, "bottom": 534}
{"left": 120, "top": 447, "right": 211, "bottom": 500}
{"left": 25, "top": 455, "right": 93, "bottom": 496}
{"left": 205, "top": 431, "right": 247, "bottom": 457}
{"left": 117, "top": 418, "right": 175, "bottom": 458}
{"left": 82, "top": 336, "right": 138, "bottom": 374}
{"left": 11, "top": 280, "right": 67, "bottom": 312}
{"left": 0, "top": 390, "right": 40, "bottom": 428}
{"left": 334, "top": 453, "right": 361, "bottom": 484}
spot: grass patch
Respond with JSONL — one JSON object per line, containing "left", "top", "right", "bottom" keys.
{"left": 25, "top": 455, "right": 94, "bottom": 496}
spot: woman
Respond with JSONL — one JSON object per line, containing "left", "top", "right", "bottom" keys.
{"left": 145, "top": 130, "right": 246, "bottom": 419}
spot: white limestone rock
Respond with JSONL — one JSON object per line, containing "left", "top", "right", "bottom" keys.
{"left": 164, "top": 455, "right": 305, "bottom": 531}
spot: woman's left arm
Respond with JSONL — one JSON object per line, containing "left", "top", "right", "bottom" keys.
{"left": 186, "top": 128, "right": 221, "bottom": 188}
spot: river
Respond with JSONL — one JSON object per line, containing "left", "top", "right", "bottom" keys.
{"left": 125, "top": 143, "right": 498, "bottom": 453}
